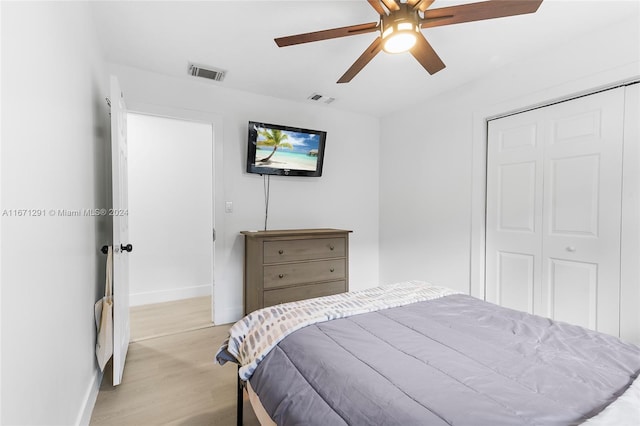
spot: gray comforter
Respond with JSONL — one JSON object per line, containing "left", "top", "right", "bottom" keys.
{"left": 249, "top": 294, "right": 640, "bottom": 425}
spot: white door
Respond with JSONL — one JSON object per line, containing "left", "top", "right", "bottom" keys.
{"left": 485, "top": 112, "right": 544, "bottom": 314}
{"left": 486, "top": 88, "right": 625, "bottom": 336}
{"left": 620, "top": 84, "right": 640, "bottom": 344}
{"left": 110, "top": 75, "right": 131, "bottom": 385}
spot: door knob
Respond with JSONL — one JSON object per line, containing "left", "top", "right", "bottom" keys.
{"left": 120, "top": 243, "right": 133, "bottom": 253}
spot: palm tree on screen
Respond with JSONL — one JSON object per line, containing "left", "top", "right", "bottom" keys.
{"left": 257, "top": 128, "right": 293, "bottom": 162}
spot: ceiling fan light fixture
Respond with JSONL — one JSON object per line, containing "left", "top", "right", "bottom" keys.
{"left": 381, "top": 5, "right": 420, "bottom": 54}
{"left": 274, "top": 0, "right": 544, "bottom": 83}
{"left": 383, "top": 28, "right": 418, "bottom": 53}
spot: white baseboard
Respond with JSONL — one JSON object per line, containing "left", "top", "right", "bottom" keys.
{"left": 76, "top": 368, "right": 103, "bottom": 426}
{"left": 130, "top": 284, "right": 212, "bottom": 307}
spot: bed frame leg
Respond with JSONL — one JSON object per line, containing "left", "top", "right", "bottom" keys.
{"left": 237, "top": 366, "right": 243, "bottom": 426}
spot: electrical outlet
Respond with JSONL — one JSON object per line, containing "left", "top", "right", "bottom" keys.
{"left": 225, "top": 201, "right": 233, "bottom": 213}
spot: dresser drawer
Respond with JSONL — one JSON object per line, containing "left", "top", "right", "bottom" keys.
{"left": 263, "top": 259, "right": 346, "bottom": 289}
{"left": 242, "top": 229, "right": 351, "bottom": 315}
{"left": 263, "top": 280, "right": 347, "bottom": 307}
{"left": 263, "top": 237, "right": 345, "bottom": 264}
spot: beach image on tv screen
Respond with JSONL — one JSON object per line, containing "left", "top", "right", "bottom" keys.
{"left": 253, "top": 126, "right": 320, "bottom": 171}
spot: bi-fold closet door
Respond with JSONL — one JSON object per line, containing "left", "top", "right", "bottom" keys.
{"left": 485, "top": 86, "right": 633, "bottom": 338}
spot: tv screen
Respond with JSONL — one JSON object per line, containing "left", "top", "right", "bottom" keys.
{"left": 246, "top": 121, "right": 326, "bottom": 177}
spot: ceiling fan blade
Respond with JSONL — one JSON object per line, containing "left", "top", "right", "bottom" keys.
{"left": 367, "top": 0, "right": 387, "bottom": 15}
{"left": 380, "top": 0, "right": 400, "bottom": 12}
{"left": 410, "top": 33, "right": 446, "bottom": 75}
{"left": 408, "top": 0, "right": 435, "bottom": 12}
{"left": 275, "top": 22, "right": 378, "bottom": 47}
{"left": 337, "top": 37, "right": 383, "bottom": 83}
{"left": 421, "top": 0, "right": 543, "bottom": 29}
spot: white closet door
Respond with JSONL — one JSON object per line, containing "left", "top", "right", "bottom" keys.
{"left": 486, "top": 113, "right": 544, "bottom": 314}
{"left": 620, "top": 84, "right": 640, "bottom": 344}
{"left": 540, "top": 89, "right": 624, "bottom": 335}
{"left": 486, "top": 88, "right": 625, "bottom": 336}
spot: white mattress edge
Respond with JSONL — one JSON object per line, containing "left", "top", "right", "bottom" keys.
{"left": 581, "top": 376, "right": 640, "bottom": 425}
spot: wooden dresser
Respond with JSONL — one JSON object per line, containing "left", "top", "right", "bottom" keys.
{"left": 241, "top": 228, "right": 351, "bottom": 315}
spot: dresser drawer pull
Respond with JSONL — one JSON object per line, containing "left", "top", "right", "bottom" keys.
{"left": 330, "top": 268, "right": 335, "bottom": 272}
{"left": 329, "top": 245, "right": 334, "bottom": 251}
{"left": 278, "top": 249, "right": 284, "bottom": 255}
{"left": 278, "top": 274, "right": 284, "bottom": 279}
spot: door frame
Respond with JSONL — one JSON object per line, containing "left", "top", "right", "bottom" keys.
{"left": 126, "top": 101, "right": 224, "bottom": 324}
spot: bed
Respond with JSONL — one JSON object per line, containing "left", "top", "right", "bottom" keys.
{"left": 216, "top": 281, "right": 640, "bottom": 425}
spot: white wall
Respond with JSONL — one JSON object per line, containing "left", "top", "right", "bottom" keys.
{"left": 379, "top": 15, "right": 639, "bottom": 298}
{"left": 1, "top": 2, "right": 110, "bottom": 425}
{"left": 109, "top": 63, "right": 381, "bottom": 324}
{"left": 128, "top": 113, "right": 213, "bottom": 306}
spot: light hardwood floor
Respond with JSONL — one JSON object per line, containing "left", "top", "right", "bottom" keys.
{"left": 91, "top": 298, "right": 259, "bottom": 425}
{"left": 130, "top": 296, "right": 213, "bottom": 342}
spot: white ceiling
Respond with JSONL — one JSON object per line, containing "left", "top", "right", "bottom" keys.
{"left": 90, "top": 0, "right": 639, "bottom": 117}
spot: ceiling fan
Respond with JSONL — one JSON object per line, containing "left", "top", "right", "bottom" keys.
{"left": 274, "top": 0, "right": 543, "bottom": 83}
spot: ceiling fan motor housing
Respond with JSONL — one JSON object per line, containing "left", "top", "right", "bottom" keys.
{"left": 381, "top": 3, "right": 421, "bottom": 53}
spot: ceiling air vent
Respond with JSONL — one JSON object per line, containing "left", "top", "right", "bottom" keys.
{"left": 189, "top": 63, "right": 226, "bottom": 82}
{"left": 308, "top": 93, "right": 336, "bottom": 104}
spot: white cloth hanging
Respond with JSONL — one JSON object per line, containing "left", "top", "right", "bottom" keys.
{"left": 94, "top": 246, "right": 113, "bottom": 371}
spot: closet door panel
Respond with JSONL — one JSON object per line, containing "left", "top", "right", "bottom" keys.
{"left": 497, "top": 251, "right": 535, "bottom": 313}
{"left": 486, "top": 118, "right": 543, "bottom": 313}
{"left": 541, "top": 88, "right": 624, "bottom": 336}
{"left": 548, "top": 155, "right": 600, "bottom": 237}
{"left": 620, "top": 83, "right": 640, "bottom": 344}
{"left": 498, "top": 162, "right": 537, "bottom": 232}
{"left": 487, "top": 87, "right": 625, "bottom": 336}
{"left": 547, "top": 258, "right": 598, "bottom": 330}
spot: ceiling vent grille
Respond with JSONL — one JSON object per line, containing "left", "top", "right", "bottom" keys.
{"left": 189, "top": 63, "right": 226, "bottom": 82}
{"left": 308, "top": 93, "right": 336, "bottom": 104}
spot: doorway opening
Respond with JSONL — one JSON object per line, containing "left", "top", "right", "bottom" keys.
{"left": 126, "top": 112, "right": 214, "bottom": 341}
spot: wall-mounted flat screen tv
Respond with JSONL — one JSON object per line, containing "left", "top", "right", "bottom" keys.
{"left": 246, "top": 121, "right": 327, "bottom": 177}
